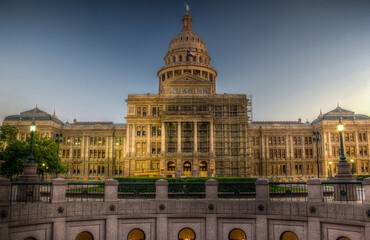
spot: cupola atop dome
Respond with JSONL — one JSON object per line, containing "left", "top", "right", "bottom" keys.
{"left": 157, "top": 5, "right": 217, "bottom": 95}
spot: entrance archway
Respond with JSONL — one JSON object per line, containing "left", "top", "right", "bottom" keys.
{"left": 183, "top": 161, "right": 192, "bottom": 177}
{"left": 199, "top": 161, "right": 208, "bottom": 177}
{"left": 167, "top": 161, "right": 175, "bottom": 172}
{"left": 280, "top": 231, "right": 298, "bottom": 240}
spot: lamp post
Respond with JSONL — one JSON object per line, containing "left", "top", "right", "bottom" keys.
{"left": 350, "top": 159, "right": 354, "bottom": 174}
{"left": 313, "top": 131, "right": 321, "bottom": 178}
{"left": 27, "top": 122, "right": 36, "bottom": 163}
{"left": 337, "top": 121, "right": 347, "bottom": 163}
{"left": 55, "top": 133, "right": 63, "bottom": 178}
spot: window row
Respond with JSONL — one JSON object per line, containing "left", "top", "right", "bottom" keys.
{"left": 136, "top": 106, "right": 162, "bottom": 117}
{"left": 136, "top": 126, "right": 162, "bottom": 137}
{"left": 63, "top": 137, "right": 82, "bottom": 145}
{"left": 89, "top": 149, "right": 106, "bottom": 159}
{"left": 172, "top": 88, "right": 209, "bottom": 94}
{"left": 331, "top": 132, "right": 367, "bottom": 142}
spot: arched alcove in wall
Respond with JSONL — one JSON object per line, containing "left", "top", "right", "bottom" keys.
{"left": 280, "top": 231, "right": 298, "bottom": 240}
{"left": 127, "top": 228, "right": 145, "bottom": 240}
{"left": 336, "top": 237, "right": 351, "bottom": 240}
{"left": 75, "top": 231, "right": 94, "bottom": 240}
{"left": 178, "top": 227, "right": 196, "bottom": 240}
{"left": 24, "top": 238, "right": 37, "bottom": 240}
{"left": 228, "top": 228, "right": 246, "bottom": 240}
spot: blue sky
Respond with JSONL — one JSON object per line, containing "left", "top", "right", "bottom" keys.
{"left": 1, "top": 0, "right": 369, "bottom": 123}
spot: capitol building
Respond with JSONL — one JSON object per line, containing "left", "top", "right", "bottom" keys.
{"left": 3, "top": 10, "right": 370, "bottom": 180}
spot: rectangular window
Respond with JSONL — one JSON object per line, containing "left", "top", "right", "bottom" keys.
{"left": 137, "top": 126, "right": 141, "bottom": 136}
{"left": 102, "top": 150, "right": 106, "bottom": 159}
{"left": 293, "top": 137, "right": 297, "bottom": 145}
{"left": 142, "top": 143, "right": 146, "bottom": 155}
{"left": 350, "top": 146, "right": 355, "bottom": 156}
{"left": 142, "top": 126, "right": 146, "bottom": 136}
{"left": 136, "top": 143, "right": 141, "bottom": 155}
{"left": 137, "top": 107, "right": 141, "bottom": 116}
{"left": 359, "top": 133, "right": 362, "bottom": 142}
{"left": 157, "top": 142, "right": 161, "bottom": 154}
{"left": 142, "top": 107, "right": 147, "bottom": 117}
{"left": 158, "top": 126, "right": 161, "bottom": 136}
{"left": 66, "top": 149, "right": 70, "bottom": 158}
{"left": 345, "top": 133, "right": 349, "bottom": 142}
{"left": 152, "top": 126, "right": 156, "bottom": 136}
{"left": 152, "top": 107, "right": 156, "bottom": 116}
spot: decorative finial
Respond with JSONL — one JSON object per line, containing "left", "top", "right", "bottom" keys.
{"left": 337, "top": 102, "right": 339, "bottom": 108}
{"left": 185, "top": 2, "right": 189, "bottom": 12}
{"left": 320, "top": 109, "right": 322, "bottom": 115}
{"left": 53, "top": 109, "right": 56, "bottom": 115}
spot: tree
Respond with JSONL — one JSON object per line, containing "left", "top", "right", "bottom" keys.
{"left": 0, "top": 126, "right": 67, "bottom": 179}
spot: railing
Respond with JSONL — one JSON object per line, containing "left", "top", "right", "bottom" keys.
{"left": 269, "top": 182, "right": 307, "bottom": 202}
{"left": 218, "top": 182, "right": 256, "bottom": 199}
{"left": 322, "top": 181, "right": 363, "bottom": 204}
{"left": 118, "top": 182, "right": 156, "bottom": 199}
{"left": 168, "top": 182, "right": 205, "bottom": 199}
{"left": 66, "top": 182, "right": 104, "bottom": 202}
{"left": 10, "top": 182, "right": 52, "bottom": 204}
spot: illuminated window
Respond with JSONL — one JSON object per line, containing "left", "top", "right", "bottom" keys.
{"left": 228, "top": 228, "right": 246, "bottom": 240}
{"left": 167, "top": 161, "right": 175, "bottom": 171}
{"left": 75, "top": 231, "right": 94, "bottom": 240}
{"left": 280, "top": 231, "right": 298, "bottom": 240}
{"left": 128, "top": 228, "right": 145, "bottom": 240}
{"left": 178, "top": 228, "right": 196, "bottom": 240}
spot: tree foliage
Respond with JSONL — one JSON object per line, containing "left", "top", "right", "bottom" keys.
{"left": 0, "top": 125, "right": 67, "bottom": 179}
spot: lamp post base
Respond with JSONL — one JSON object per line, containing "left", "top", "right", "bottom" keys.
{"left": 16, "top": 163, "right": 41, "bottom": 202}
{"left": 332, "top": 162, "right": 357, "bottom": 201}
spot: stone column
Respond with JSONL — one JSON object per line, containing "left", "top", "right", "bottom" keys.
{"left": 106, "top": 215, "right": 118, "bottom": 240}
{"left": 147, "top": 124, "right": 151, "bottom": 156}
{"left": 0, "top": 178, "right": 10, "bottom": 206}
{"left": 205, "top": 179, "right": 218, "bottom": 199}
{"left": 51, "top": 178, "right": 66, "bottom": 203}
{"left": 307, "top": 178, "right": 322, "bottom": 202}
{"left": 132, "top": 124, "right": 136, "bottom": 157}
{"left": 104, "top": 179, "right": 118, "bottom": 202}
{"left": 177, "top": 122, "right": 181, "bottom": 153}
{"left": 161, "top": 122, "right": 166, "bottom": 153}
{"left": 363, "top": 177, "right": 370, "bottom": 205}
{"left": 210, "top": 120, "right": 214, "bottom": 153}
{"left": 155, "top": 179, "right": 168, "bottom": 200}
{"left": 157, "top": 215, "right": 168, "bottom": 240}
{"left": 255, "top": 179, "right": 269, "bottom": 201}
{"left": 81, "top": 135, "right": 85, "bottom": 159}
{"left": 194, "top": 121, "right": 198, "bottom": 153}
{"left": 206, "top": 215, "right": 217, "bottom": 240}
{"left": 126, "top": 125, "right": 130, "bottom": 157}
{"left": 254, "top": 215, "right": 268, "bottom": 240}
{"left": 307, "top": 217, "right": 321, "bottom": 240}
{"left": 53, "top": 218, "right": 66, "bottom": 240}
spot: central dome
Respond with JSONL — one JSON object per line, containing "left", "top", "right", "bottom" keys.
{"left": 167, "top": 11, "right": 207, "bottom": 54}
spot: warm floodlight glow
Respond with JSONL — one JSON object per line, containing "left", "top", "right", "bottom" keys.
{"left": 350, "top": 159, "right": 353, "bottom": 163}
{"left": 329, "top": 161, "right": 332, "bottom": 164}
{"left": 337, "top": 123, "right": 344, "bottom": 132}
{"left": 30, "top": 122, "right": 36, "bottom": 132}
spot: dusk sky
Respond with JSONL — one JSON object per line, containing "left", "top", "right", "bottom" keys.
{"left": 1, "top": 0, "right": 369, "bottom": 124}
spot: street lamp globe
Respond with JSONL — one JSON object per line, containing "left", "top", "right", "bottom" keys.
{"left": 337, "top": 122, "right": 344, "bottom": 132}
{"left": 30, "top": 122, "right": 36, "bottom": 132}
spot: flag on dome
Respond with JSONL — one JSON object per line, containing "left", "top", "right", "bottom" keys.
{"left": 187, "top": 51, "right": 196, "bottom": 58}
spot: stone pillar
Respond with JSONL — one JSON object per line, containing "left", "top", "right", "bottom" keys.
{"left": 126, "top": 125, "right": 131, "bottom": 157}
{"left": 51, "top": 178, "right": 66, "bottom": 203}
{"left": 17, "top": 163, "right": 41, "bottom": 201}
{"left": 194, "top": 121, "right": 198, "bottom": 153}
{"left": 0, "top": 178, "right": 10, "bottom": 206}
{"left": 157, "top": 215, "right": 168, "bottom": 240}
{"left": 205, "top": 179, "right": 218, "bottom": 199}
{"left": 104, "top": 179, "right": 118, "bottom": 202}
{"left": 177, "top": 122, "right": 181, "bottom": 153}
{"left": 132, "top": 124, "right": 136, "bottom": 157}
{"left": 17, "top": 163, "right": 40, "bottom": 182}
{"left": 256, "top": 215, "right": 268, "bottom": 240}
{"left": 307, "top": 178, "right": 322, "bottom": 202}
{"left": 161, "top": 122, "right": 166, "bottom": 153}
{"left": 210, "top": 120, "right": 214, "bottom": 153}
{"left": 363, "top": 177, "right": 370, "bottom": 205}
{"left": 156, "top": 179, "right": 168, "bottom": 200}
{"left": 147, "top": 124, "right": 151, "bottom": 156}
{"left": 206, "top": 215, "right": 217, "bottom": 240}
{"left": 255, "top": 179, "right": 269, "bottom": 201}
{"left": 53, "top": 218, "right": 66, "bottom": 240}
{"left": 307, "top": 217, "right": 321, "bottom": 239}
{"left": 106, "top": 215, "right": 118, "bottom": 240}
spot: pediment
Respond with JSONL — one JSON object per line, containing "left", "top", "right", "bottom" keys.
{"left": 164, "top": 73, "right": 211, "bottom": 85}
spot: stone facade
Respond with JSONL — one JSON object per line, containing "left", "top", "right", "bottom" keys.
{"left": 2, "top": 10, "right": 370, "bottom": 180}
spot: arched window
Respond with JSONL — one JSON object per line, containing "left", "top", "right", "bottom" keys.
{"left": 179, "top": 55, "right": 182, "bottom": 62}
{"left": 178, "top": 228, "right": 196, "bottom": 240}
{"left": 128, "top": 228, "right": 145, "bottom": 240}
{"left": 24, "top": 238, "right": 37, "bottom": 240}
{"left": 280, "top": 231, "right": 298, "bottom": 240}
{"left": 75, "top": 231, "right": 94, "bottom": 240}
{"left": 167, "top": 161, "right": 175, "bottom": 171}
{"left": 229, "top": 228, "right": 246, "bottom": 240}
{"left": 183, "top": 161, "right": 192, "bottom": 172}
{"left": 336, "top": 237, "right": 351, "bottom": 240}
{"left": 199, "top": 161, "right": 207, "bottom": 172}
